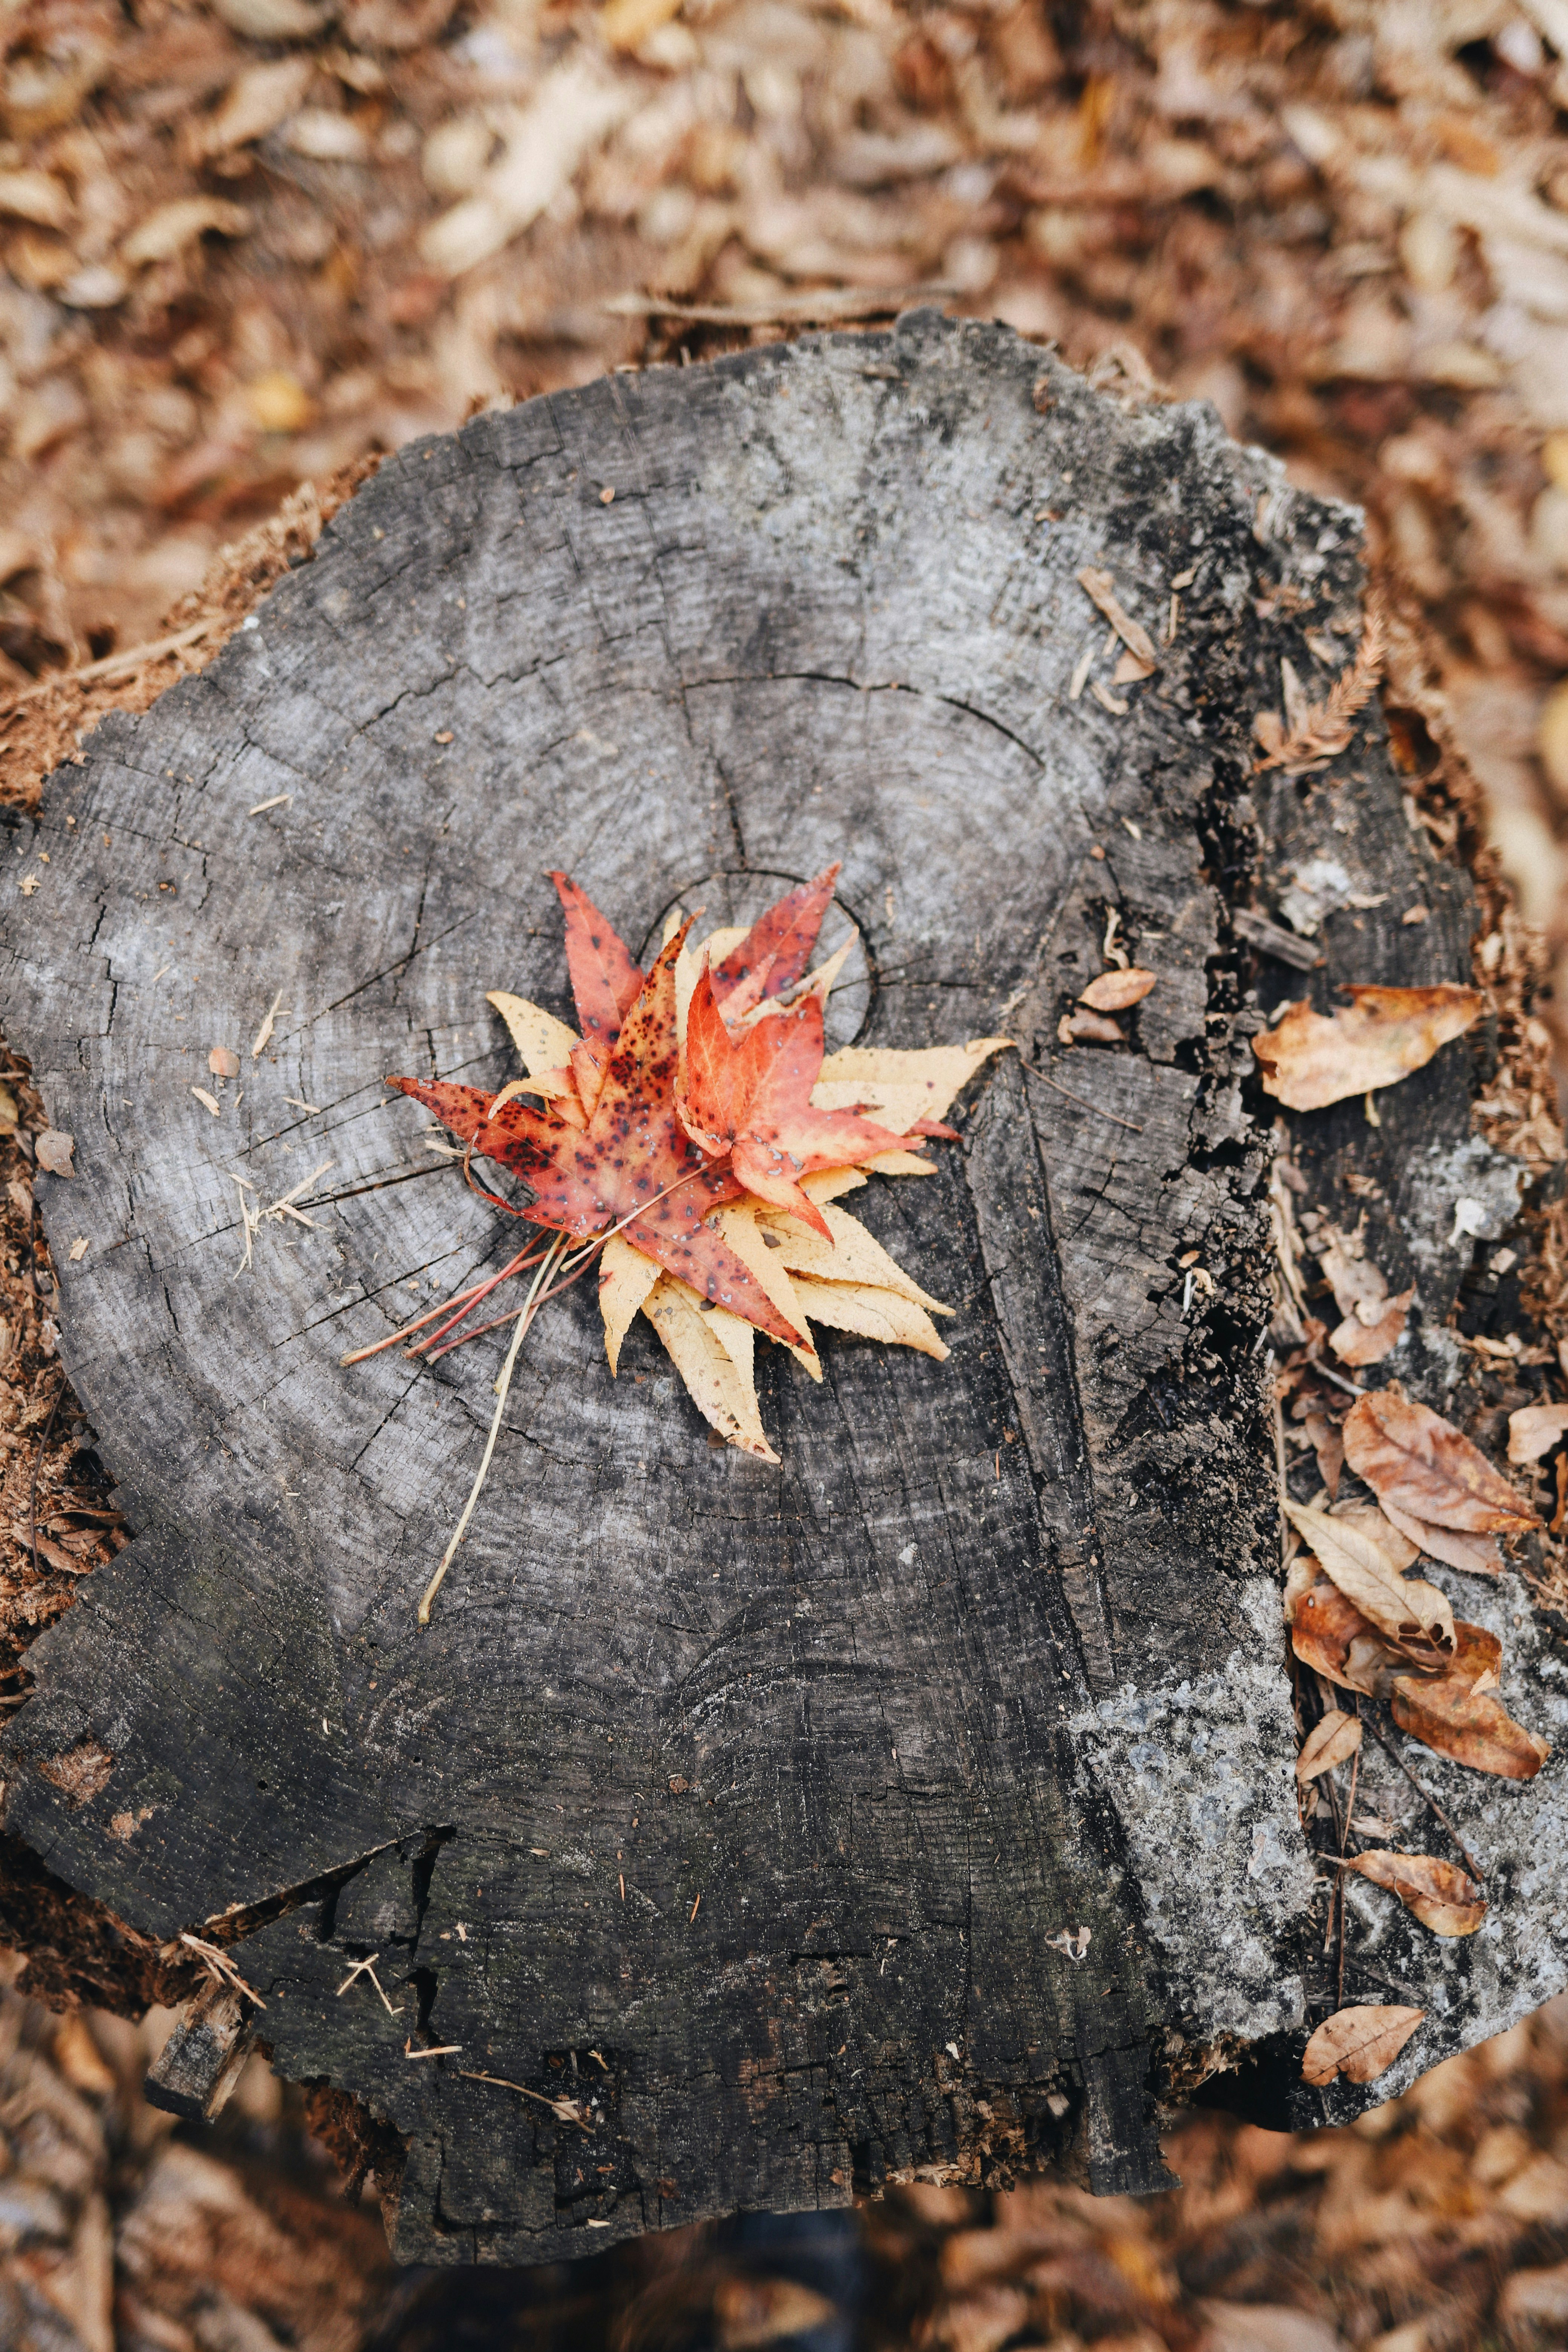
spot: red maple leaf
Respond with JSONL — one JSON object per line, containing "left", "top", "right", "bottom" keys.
{"left": 711, "top": 863, "right": 839, "bottom": 1012}
{"left": 549, "top": 871, "right": 643, "bottom": 1050}
{"left": 389, "top": 924, "right": 803, "bottom": 1341}
{"left": 677, "top": 966, "right": 909, "bottom": 1238}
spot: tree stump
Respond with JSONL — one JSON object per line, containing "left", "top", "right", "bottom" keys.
{"left": 2, "top": 312, "right": 1564, "bottom": 2263}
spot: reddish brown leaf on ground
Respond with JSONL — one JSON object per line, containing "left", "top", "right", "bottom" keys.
{"left": 678, "top": 969, "right": 908, "bottom": 1237}
{"left": 1253, "top": 985, "right": 1482, "bottom": 1110}
{"left": 1342, "top": 1850, "right": 1487, "bottom": 1937}
{"left": 711, "top": 864, "right": 840, "bottom": 1010}
{"left": 548, "top": 870, "right": 643, "bottom": 1050}
{"left": 1290, "top": 1577, "right": 1400, "bottom": 1697}
{"left": 1302, "top": 2004, "right": 1424, "bottom": 2087}
{"left": 1391, "top": 1668, "right": 1550, "bottom": 1782}
{"left": 1079, "top": 967, "right": 1157, "bottom": 1012}
{"left": 1343, "top": 1389, "right": 1539, "bottom": 1539}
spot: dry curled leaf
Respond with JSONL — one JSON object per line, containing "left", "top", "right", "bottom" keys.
{"left": 1058, "top": 1009, "right": 1123, "bottom": 1046}
{"left": 1508, "top": 1403, "right": 1568, "bottom": 1464}
{"left": 1253, "top": 985, "right": 1483, "bottom": 1111}
{"left": 1391, "top": 1665, "right": 1550, "bottom": 1782}
{"left": 1079, "top": 967, "right": 1157, "bottom": 1012}
{"left": 1332, "top": 1288, "right": 1415, "bottom": 1367}
{"left": 1302, "top": 2003, "right": 1424, "bottom": 2087}
{"left": 1296, "top": 1709, "right": 1361, "bottom": 1782}
{"left": 1283, "top": 1500, "right": 1454, "bottom": 1665}
{"left": 1343, "top": 1389, "right": 1538, "bottom": 1576}
{"left": 1341, "top": 1850, "right": 1487, "bottom": 1938}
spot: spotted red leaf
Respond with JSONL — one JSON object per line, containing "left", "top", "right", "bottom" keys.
{"left": 548, "top": 871, "right": 643, "bottom": 1050}
{"left": 678, "top": 966, "right": 909, "bottom": 1237}
{"left": 711, "top": 864, "right": 841, "bottom": 1008}
{"left": 389, "top": 925, "right": 803, "bottom": 1342}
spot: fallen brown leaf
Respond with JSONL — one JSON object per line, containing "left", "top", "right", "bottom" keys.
{"left": 1341, "top": 1849, "right": 1488, "bottom": 1937}
{"left": 1343, "top": 1388, "right": 1537, "bottom": 1545}
{"left": 1283, "top": 1501, "right": 1455, "bottom": 1664}
{"left": 1058, "top": 1009, "right": 1123, "bottom": 1045}
{"left": 1304, "top": 1409, "right": 1344, "bottom": 1497}
{"left": 1391, "top": 1667, "right": 1550, "bottom": 1782}
{"left": 1296, "top": 1709, "right": 1361, "bottom": 1782}
{"left": 1302, "top": 2003, "right": 1424, "bottom": 2087}
{"left": 1332, "top": 1289, "right": 1415, "bottom": 1367}
{"left": 1252, "top": 985, "right": 1483, "bottom": 1111}
{"left": 1507, "top": 1402, "right": 1568, "bottom": 1464}
{"left": 1290, "top": 1577, "right": 1401, "bottom": 1697}
{"left": 1079, "top": 967, "right": 1157, "bottom": 1012}
{"left": 34, "top": 1130, "right": 74, "bottom": 1177}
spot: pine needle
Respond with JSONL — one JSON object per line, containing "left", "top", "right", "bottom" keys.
{"left": 1254, "top": 604, "right": 1385, "bottom": 773}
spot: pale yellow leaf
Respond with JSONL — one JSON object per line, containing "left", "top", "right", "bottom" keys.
{"left": 862, "top": 1150, "right": 937, "bottom": 1176}
{"left": 599, "top": 1232, "right": 660, "bottom": 1377}
{"left": 486, "top": 991, "right": 580, "bottom": 1081}
{"left": 813, "top": 1038, "right": 1012, "bottom": 1130}
{"left": 712, "top": 1205, "right": 820, "bottom": 1379}
{"left": 801, "top": 1167, "right": 867, "bottom": 1204}
{"left": 760, "top": 1202, "right": 952, "bottom": 1316}
{"left": 644, "top": 1277, "right": 779, "bottom": 1460}
{"left": 786, "top": 1276, "right": 949, "bottom": 1360}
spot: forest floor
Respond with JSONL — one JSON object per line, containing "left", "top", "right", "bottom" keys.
{"left": 6, "top": 0, "right": 1568, "bottom": 2344}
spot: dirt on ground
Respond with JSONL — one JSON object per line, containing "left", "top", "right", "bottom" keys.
{"left": 8, "top": 0, "right": 1568, "bottom": 2344}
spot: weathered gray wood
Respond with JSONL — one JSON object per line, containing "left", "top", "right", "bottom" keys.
{"left": 0, "top": 312, "right": 1562, "bottom": 2260}
{"left": 144, "top": 1981, "right": 255, "bottom": 2122}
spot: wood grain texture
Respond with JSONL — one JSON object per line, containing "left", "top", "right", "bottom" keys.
{"left": 0, "top": 313, "right": 1562, "bottom": 2257}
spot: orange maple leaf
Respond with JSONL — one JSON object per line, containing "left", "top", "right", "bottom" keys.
{"left": 677, "top": 965, "right": 909, "bottom": 1238}
{"left": 389, "top": 923, "right": 803, "bottom": 1341}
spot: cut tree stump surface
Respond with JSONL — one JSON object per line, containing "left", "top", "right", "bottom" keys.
{"left": 2, "top": 313, "right": 1564, "bottom": 2260}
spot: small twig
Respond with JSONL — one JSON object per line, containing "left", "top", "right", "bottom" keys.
{"left": 28, "top": 1380, "right": 67, "bottom": 1587}
{"left": 1338, "top": 1702, "right": 1360, "bottom": 2010}
{"left": 341, "top": 1242, "right": 549, "bottom": 1367}
{"left": 418, "top": 1234, "right": 566, "bottom": 1624}
{"left": 1032, "top": 1065, "right": 1144, "bottom": 1133}
{"left": 404, "top": 2041, "right": 462, "bottom": 2059}
{"left": 1360, "top": 1715, "right": 1487, "bottom": 1884}
{"left": 602, "top": 284, "right": 956, "bottom": 328}
{"left": 335, "top": 1950, "right": 403, "bottom": 2017}
{"left": 422, "top": 1249, "right": 602, "bottom": 1361}
{"left": 0, "top": 619, "right": 216, "bottom": 713}
{"left": 456, "top": 2068, "right": 595, "bottom": 2128}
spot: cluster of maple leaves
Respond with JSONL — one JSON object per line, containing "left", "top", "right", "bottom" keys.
{"left": 386, "top": 866, "right": 1006, "bottom": 1468}
{"left": 1250, "top": 978, "right": 1555, "bottom": 2092}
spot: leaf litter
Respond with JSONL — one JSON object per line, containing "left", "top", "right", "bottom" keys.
{"left": 363, "top": 865, "right": 1010, "bottom": 1615}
